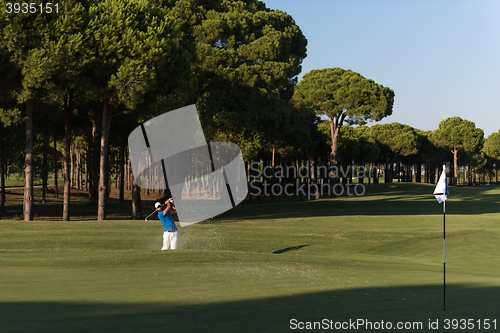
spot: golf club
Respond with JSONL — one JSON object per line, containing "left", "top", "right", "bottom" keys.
{"left": 144, "top": 209, "right": 159, "bottom": 221}
{"left": 144, "top": 198, "right": 174, "bottom": 221}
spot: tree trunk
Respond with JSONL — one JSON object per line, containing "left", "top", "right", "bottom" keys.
{"left": 396, "top": 156, "right": 400, "bottom": 182}
{"left": 416, "top": 162, "right": 421, "bottom": 183}
{"left": 426, "top": 163, "right": 429, "bottom": 183}
{"left": 358, "top": 164, "right": 364, "bottom": 185}
{"left": 452, "top": 148, "right": 458, "bottom": 186}
{"left": 270, "top": 148, "right": 275, "bottom": 202}
{"left": 341, "top": 159, "right": 348, "bottom": 185}
{"left": 77, "top": 145, "right": 81, "bottom": 190}
{"left": 63, "top": 95, "right": 73, "bottom": 221}
{"left": 329, "top": 117, "right": 342, "bottom": 185}
{"left": 89, "top": 119, "right": 100, "bottom": 205}
{"left": 23, "top": 98, "right": 34, "bottom": 221}
{"left": 87, "top": 147, "right": 92, "bottom": 200}
{"left": 306, "top": 150, "right": 320, "bottom": 199}
{"left": 76, "top": 145, "right": 80, "bottom": 189}
{"left": 80, "top": 146, "right": 83, "bottom": 190}
{"left": 131, "top": 175, "right": 142, "bottom": 220}
{"left": 114, "top": 151, "right": 118, "bottom": 190}
{"left": 1, "top": 142, "right": 5, "bottom": 215}
{"left": 247, "top": 161, "right": 254, "bottom": 204}
{"left": 119, "top": 141, "right": 125, "bottom": 203}
{"left": 53, "top": 134, "right": 59, "bottom": 198}
{"left": 384, "top": 152, "right": 389, "bottom": 183}
{"left": 373, "top": 164, "right": 379, "bottom": 184}
{"left": 428, "top": 163, "right": 433, "bottom": 184}
{"left": 85, "top": 146, "right": 89, "bottom": 192}
{"left": 98, "top": 101, "right": 113, "bottom": 220}
{"left": 125, "top": 151, "right": 131, "bottom": 191}
{"left": 406, "top": 156, "right": 411, "bottom": 182}
{"left": 70, "top": 143, "right": 74, "bottom": 188}
{"left": 386, "top": 155, "right": 393, "bottom": 183}
{"left": 296, "top": 158, "right": 304, "bottom": 201}
{"left": 42, "top": 129, "right": 48, "bottom": 204}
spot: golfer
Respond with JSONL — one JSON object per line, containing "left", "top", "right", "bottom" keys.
{"left": 156, "top": 199, "right": 178, "bottom": 250}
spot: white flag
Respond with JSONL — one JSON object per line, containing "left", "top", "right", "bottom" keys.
{"left": 433, "top": 165, "right": 449, "bottom": 203}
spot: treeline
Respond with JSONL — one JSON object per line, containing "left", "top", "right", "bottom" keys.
{"left": 0, "top": 0, "right": 307, "bottom": 220}
{"left": 249, "top": 118, "right": 500, "bottom": 203}
{"left": 1, "top": 1, "right": 499, "bottom": 221}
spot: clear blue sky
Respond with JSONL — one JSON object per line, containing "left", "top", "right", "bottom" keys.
{"left": 264, "top": 0, "right": 500, "bottom": 138}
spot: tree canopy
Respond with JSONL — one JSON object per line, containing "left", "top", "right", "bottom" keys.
{"left": 2, "top": 0, "right": 500, "bottom": 218}
{"left": 429, "top": 117, "right": 483, "bottom": 185}
{"left": 168, "top": 0, "right": 308, "bottom": 158}
{"left": 293, "top": 67, "right": 394, "bottom": 175}
{"left": 483, "top": 131, "right": 500, "bottom": 162}
{"left": 368, "top": 122, "right": 419, "bottom": 183}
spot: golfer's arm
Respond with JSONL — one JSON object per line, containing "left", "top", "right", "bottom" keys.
{"left": 163, "top": 202, "right": 176, "bottom": 214}
{"left": 164, "top": 206, "right": 176, "bottom": 214}
{"left": 163, "top": 200, "right": 176, "bottom": 214}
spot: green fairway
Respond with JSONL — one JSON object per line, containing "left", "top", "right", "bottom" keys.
{"left": 3, "top": 174, "right": 65, "bottom": 188}
{"left": 1, "top": 183, "right": 499, "bottom": 332}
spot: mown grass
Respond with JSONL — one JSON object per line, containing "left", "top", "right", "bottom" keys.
{"left": 1, "top": 183, "right": 499, "bottom": 332}
{"left": 3, "top": 174, "right": 65, "bottom": 188}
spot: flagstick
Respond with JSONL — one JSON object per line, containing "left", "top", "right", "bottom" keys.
{"left": 443, "top": 199, "right": 446, "bottom": 311}
{"left": 434, "top": 164, "right": 449, "bottom": 311}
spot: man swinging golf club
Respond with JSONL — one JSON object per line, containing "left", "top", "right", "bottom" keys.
{"left": 155, "top": 198, "right": 178, "bottom": 250}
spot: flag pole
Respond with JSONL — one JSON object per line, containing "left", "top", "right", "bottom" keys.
{"left": 443, "top": 199, "right": 446, "bottom": 311}
{"left": 433, "top": 164, "right": 449, "bottom": 311}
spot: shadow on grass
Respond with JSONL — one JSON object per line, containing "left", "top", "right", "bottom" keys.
{"left": 273, "top": 245, "right": 309, "bottom": 254}
{"left": 217, "top": 183, "right": 500, "bottom": 221}
{"left": 0, "top": 284, "right": 498, "bottom": 332}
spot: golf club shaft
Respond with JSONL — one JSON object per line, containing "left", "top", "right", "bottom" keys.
{"left": 145, "top": 210, "right": 157, "bottom": 220}
{"left": 145, "top": 203, "right": 170, "bottom": 220}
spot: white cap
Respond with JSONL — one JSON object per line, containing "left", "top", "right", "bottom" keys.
{"left": 155, "top": 202, "right": 162, "bottom": 208}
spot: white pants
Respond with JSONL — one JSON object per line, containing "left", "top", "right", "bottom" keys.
{"left": 161, "top": 230, "right": 178, "bottom": 250}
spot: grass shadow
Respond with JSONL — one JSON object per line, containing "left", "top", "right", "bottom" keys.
{"left": 0, "top": 284, "right": 497, "bottom": 332}
{"left": 217, "top": 183, "right": 500, "bottom": 222}
{"left": 273, "top": 245, "right": 309, "bottom": 254}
